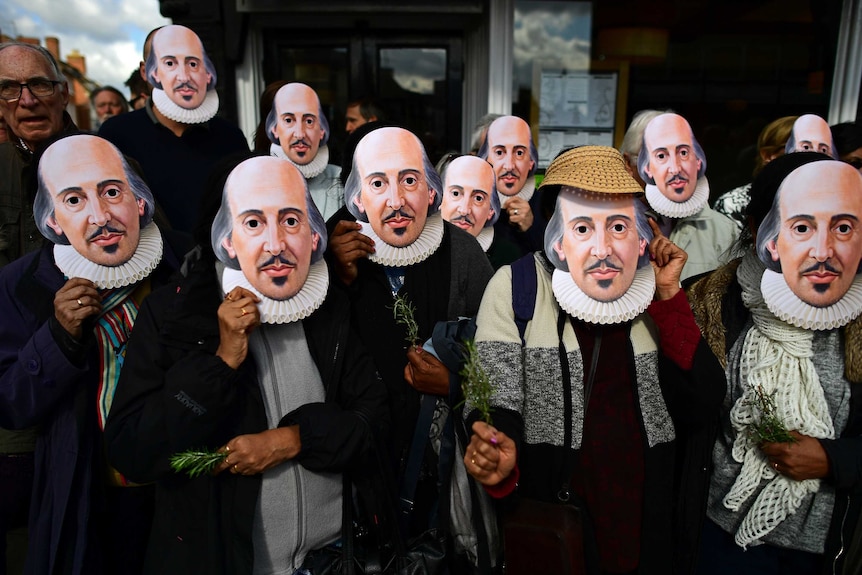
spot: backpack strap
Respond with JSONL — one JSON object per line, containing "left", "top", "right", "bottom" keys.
{"left": 510, "top": 253, "right": 538, "bottom": 346}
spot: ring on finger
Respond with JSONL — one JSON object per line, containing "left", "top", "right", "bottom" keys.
{"left": 471, "top": 458, "right": 476, "bottom": 465}
{"left": 241, "top": 308, "right": 248, "bottom": 316}
{"left": 77, "top": 298, "right": 83, "bottom": 307}
{"left": 514, "top": 209, "right": 519, "bottom": 215}
{"left": 233, "top": 464, "right": 239, "bottom": 473}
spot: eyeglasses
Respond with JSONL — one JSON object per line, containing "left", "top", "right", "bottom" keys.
{"left": 0, "top": 80, "right": 62, "bottom": 102}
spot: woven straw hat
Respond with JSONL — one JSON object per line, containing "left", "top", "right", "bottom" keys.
{"left": 539, "top": 146, "right": 643, "bottom": 196}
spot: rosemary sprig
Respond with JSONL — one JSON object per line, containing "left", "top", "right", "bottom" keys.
{"left": 392, "top": 293, "right": 420, "bottom": 345}
{"left": 169, "top": 448, "right": 227, "bottom": 478}
{"left": 747, "top": 385, "right": 796, "bottom": 444}
{"left": 459, "top": 338, "right": 494, "bottom": 425}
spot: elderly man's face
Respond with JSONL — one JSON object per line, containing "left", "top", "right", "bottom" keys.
{"left": 151, "top": 26, "right": 212, "bottom": 110}
{"left": 486, "top": 116, "right": 535, "bottom": 196}
{"left": 791, "top": 115, "right": 832, "bottom": 156}
{"left": 644, "top": 114, "right": 702, "bottom": 202}
{"left": 0, "top": 46, "right": 69, "bottom": 150}
{"left": 353, "top": 128, "right": 435, "bottom": 247}
{"left": 43, "top": 136, "right": 145, "bottom": 267}
{"left": 553, "top": 192, "right": 646, "bottom": 302}
{"left": 222, "top": 159, "right": 319, "bottom": 300}
{"left": 94, "top": 90, "right": 125, "bottom": 122}
{"left": 271, "top": 84, "right": 324, "bottom": 165}
{"left": 765, "top": 162, "right": 862, "bottom": 307}
{"left": 441, "top": 156, "right": 495, "bottom": 238}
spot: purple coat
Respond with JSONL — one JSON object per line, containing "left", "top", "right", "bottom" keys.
{"left": 0, "top": 243, "right": 179, "bottom": 575}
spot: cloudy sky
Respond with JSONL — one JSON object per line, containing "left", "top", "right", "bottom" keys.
{"left": 2, "top": 0, "right": 171, "bottom": 96}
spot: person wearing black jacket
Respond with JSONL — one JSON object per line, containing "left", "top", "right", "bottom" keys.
{"left": 104, "top": 156, "right": 388, "bottom": 575}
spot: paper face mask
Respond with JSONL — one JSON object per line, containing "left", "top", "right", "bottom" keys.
{"left": 345, "top": 127, "right": 441, "bottom": 248}
{"left": 212, "top": 156, "right": 327, "bottom": 301}
{"left": 759, "top": 160, "right": 862, "bottom": 308}
{"left": 639, "top": 113, "right": 705, "bottom": 204}
{"left": 441, "top": 155, "right": 499, "bottom": 238}
{"left": 266, "top": 83, "right": 329, "bottom": 166}
{"left": 35, "top": 134, "right": 153, "bottom": 267}
{"left": 479, "top": 115, "right": 537, "bottom": 197}
{"left": 547, "top": 188, "right": 649, "bottom": 303}
{"left": 785, "top": 114, "right": 837, "bottom": 158}
{"left": 145, "top": 25, "right": 216, "bottom": 111}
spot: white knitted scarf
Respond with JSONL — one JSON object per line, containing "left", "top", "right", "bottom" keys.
{"left": 723, "top": 252, "right": 834, "bottom": 548}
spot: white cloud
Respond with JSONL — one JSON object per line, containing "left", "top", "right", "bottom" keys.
{"left": 5, "top": 0, "right": 170, "bottom": 94}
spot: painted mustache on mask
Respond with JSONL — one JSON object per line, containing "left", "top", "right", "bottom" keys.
{"left": 290, "top": 138, "right": 312, "bottom": 148}
{"left": 585, "top": 258, "right": 622, "bottom": 272}
{"left": 172, "top": 81, "right": 198, "bottom": 93}
{"left": 499, "top": 170, "right": 519, "bottom": 179}
{"left": 87, "top": 224, "right": 125, "bottom": 242}
{"left": 801, "top": 260, "right": 841, "bottom": 274}
{"left": 665, "top": 174, "right": 689, "bottom": 186}
{"left": 383, "top": 208, "right": 414, "bottom": 223}
{"left": 258, "top": 253, "right": 296, "bottom": 270}
{"left": 450, "top": 214, "right": 474, "bottom": 226}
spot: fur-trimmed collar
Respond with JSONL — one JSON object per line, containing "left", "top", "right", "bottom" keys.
{"left": 686, "top": 257, "right": 862, "bottom": 383}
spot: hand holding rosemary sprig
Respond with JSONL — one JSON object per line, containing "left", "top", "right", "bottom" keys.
{"left": 170, "top": 448, "right": 227, "bottom": 478}
{"left": 392, "top": 293, "right": 420, "bottom": 346}
{"left": 748, "top": 385, "right": 796, "bottom": 444}
{"left": 459, "top": 338, "right": 494, "bottom": 425}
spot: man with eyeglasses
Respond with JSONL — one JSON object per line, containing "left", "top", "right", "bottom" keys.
{"left": 0, "top": 42, "right": 77, "bottom": 266}
{"left": 0, "top": 41, "right": 77, "bottom": 575}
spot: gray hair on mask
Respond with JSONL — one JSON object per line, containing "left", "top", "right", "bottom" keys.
{"left": 343, "top": 129, "right": 443, "bottom": 221}
{"left": 544, "top": 187, "right": 653, "bottom": 272}
{"left": 34, "top": 139, "right": 155, "bottom": 244}
{"left": 211, "top": 165, "right": 328, "bottom": 270}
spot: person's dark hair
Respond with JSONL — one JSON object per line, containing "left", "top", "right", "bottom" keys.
{"left": 339, "top": 120, "right": 390, "bottom": 186}
{"left": 89, "top": 86, "right": 130, "bottom": 112}
{"left": 125, "top": 68, "right": 150, "bottom": 102}
{"left": 347, "top": 96, "right": 385, "bottom": 123}
{"left": 830, "top": 122, "right": 862, "bottom": 162}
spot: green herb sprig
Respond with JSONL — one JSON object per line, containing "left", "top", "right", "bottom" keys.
{"left": 746, "top": 385, "right": 796, "bottom": 444}
{"left": 459, "top": 338, "right": 494, "bottom": 425}
{"left": 392, "top": 293, "right": 420, "bottom": 346}
{"left": 169, "top": 448, "right": 228, "bottom": 478}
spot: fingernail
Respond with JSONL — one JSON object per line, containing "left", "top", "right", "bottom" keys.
{"left": 490, "top": 433, "right": 498, "bottom": 445}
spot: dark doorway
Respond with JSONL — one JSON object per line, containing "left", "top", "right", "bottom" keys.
{"left": 263, "top": 30, "right": 463, "bottom": 167}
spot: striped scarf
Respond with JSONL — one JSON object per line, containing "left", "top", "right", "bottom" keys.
{"left": 95, "top": 282, "right": 146, "bottom": 430}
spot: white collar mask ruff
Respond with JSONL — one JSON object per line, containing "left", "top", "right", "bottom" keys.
{"left": 552, "top": 265, "right": 655, "bottom": 325}
{"left": 476, "top": 226, "right": 494, "bottom": 252}
{"left": 220, "top": 258, "right": 329, "bottom": 324}
{"left": 645, "top": 176, "right": 709, "bottom": 219}
{"left": 53, "top": 222, "right": 163, "bottom": 289}
{"left": 497, "top": 175, "right": 536, "bottom": 207}
{"left": 152, "top": 88, "right": 219, "bottom": 124}
{"left": 359, "top": 212, "right": 445, "bottom": 267}
{"left": 761, "top": 269, "right": 862, "bottom": 331}
{"left": 270, "top": 143, "right": 330, "bottom": 179}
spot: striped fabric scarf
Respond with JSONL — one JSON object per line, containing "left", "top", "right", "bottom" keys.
{"left": 95, "top": 283, "right": 142, "bottom": 430}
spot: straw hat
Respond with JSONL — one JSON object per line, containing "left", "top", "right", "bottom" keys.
{"left": 540, "top": 146, "right": 643, "bottom": 196}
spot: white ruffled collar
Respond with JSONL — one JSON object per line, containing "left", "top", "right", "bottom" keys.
{"left": 152, "top": 88, "right": 219, "bottom": 124}
{"left": 551, "top": 265, "right": 655, "bottom": 325}
{"left": 219, "top": 259, "right": 329, "bottom": 324}
{"left": 497, "top": 176, "right": 535, "bottom": 206}
{"left": 645, "top": 176, "right": 709, "bottom": 219}
{"left": 359, "top": 212, "right": 445, "bottom": 267}
{"left": 53, "top": 222, "right": 163, "bottom": 289}
{"left": 476, "top": 226, "right": 494, "bottom": 252}
{"left": 270, "top": 143, "right": 330, "bottom": 179}
{"left": 760, "top": 269, "right": 862, "bottom": 330}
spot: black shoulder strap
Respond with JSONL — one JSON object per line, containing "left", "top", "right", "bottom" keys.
{"left": 511, "top": 254, "right": 538, "bottom": 345}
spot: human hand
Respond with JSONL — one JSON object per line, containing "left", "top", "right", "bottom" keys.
{"left": 215, "top": 427, "right": 301, "bottom": 476}
{"left": 648, "top": 218, "right": 687, "bottom": 300}
{"left": 404, "top": 345, "right": 449, "bottom": 395}
{"left": 329, "top": 220, "right": 374, "bottom": 286}
{"left": 504, "top": 197, "right": 533, "bottom": 232}
{"left": 216, "top": 287, "right": 260, "bottom": 369}
{"left": 465, "top": 421, "right": 516, "bottom": 486}
{"left": 760, "top": 431, "right": 830, "bottom": 481}
{"left": 54, "top": 278, "right": 102, "bottom": 340}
